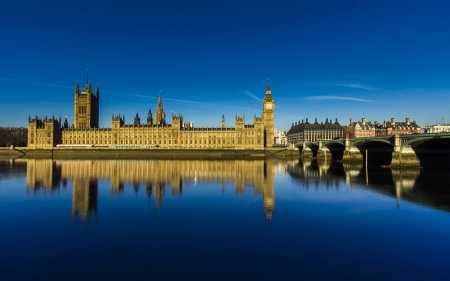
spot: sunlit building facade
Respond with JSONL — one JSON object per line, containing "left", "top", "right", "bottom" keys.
{"left": 28, "top": 80, "right": 276, "bottom": 149}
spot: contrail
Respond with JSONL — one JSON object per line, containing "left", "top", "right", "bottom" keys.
{"left": 0, "top": 77, "right": 73, "bottom": 89}
{"left": 1, "top": 77, "right": 262, "bottom": 112}
{"left": 245, "top": 91, "right": 263, "bottom": 102}
{"left": 304, "top": 96, "right": 375, "bottom": 102}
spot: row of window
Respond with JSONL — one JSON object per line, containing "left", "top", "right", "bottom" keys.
{"left": 63, "top": 132, "right": 262, "bottom": 138}
{"left": 64, "top": 138, "right": 262, "bottom": 145}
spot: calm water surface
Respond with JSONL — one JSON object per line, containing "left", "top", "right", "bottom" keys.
{"left": 1, "top": 158, "right": 450, "bottom": 280}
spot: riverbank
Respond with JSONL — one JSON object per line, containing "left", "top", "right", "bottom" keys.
{"left": 8, "top": 147, "right": 299, "bottom": 160}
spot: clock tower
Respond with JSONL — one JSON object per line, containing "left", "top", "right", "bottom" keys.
{"left": 263, "top": 80, "right": 275, "bottom": 147}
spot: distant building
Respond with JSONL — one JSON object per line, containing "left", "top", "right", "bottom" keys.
{"left": 425, "top": 124, "right": 450, "bottom": 134}
{"left": 287, "top": 118, "right": 343, "bottom": 144}
{"left": 348, "top": 118, "right": 376, "bottom": 138}
{"left": 274, "top": 129, "right": 287, "bottom": 146}
{"left": 374, "top": 118, "right": 421, "bottom": 135}
{"left": 28, "top": 79, "right": 276, "bottom": 149}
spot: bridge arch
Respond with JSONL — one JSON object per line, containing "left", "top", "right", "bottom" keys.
{"left": 325, "top": 143, "right": 345, "bottom": 161}
{"left": 356, "top": 140, "right": 394, "bottom": 166}
{"left": 402, "top": 136, "right": 450, "bottom": 167}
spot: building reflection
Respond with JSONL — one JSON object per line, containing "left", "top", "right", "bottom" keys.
{"left": 25, "top": 159, "right": 276, "bottom": 222}
{"left": 286, "top": 159, "right": 450, "bottom": 212}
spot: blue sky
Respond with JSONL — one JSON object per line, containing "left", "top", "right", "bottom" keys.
{"left": 1, "top": 0, "right": 449, "bottom": 129}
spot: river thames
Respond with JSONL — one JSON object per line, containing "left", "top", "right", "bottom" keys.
{"left": 1, "top": 158, "right": 450, "bottom": 280}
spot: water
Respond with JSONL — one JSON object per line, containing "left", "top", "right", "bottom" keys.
{"left": 1, "top": 158, "right": 450, "bottom": 280}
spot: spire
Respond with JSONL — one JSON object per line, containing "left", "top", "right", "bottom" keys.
{"left": 265, "top": 78, "right": 272, "bottom": 95}
{"left": 74, "top": 81, "right": 79, "bottom": 95}
{"left": 95, "top": 84, "right": 99, "bottom": 97}
{"left": 86, "top": 69, "right": 89, "bottom": 85}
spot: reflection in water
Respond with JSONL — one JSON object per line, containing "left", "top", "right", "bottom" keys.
{"left": 25, "top": 159, "right": 277, "bottom": 223}
{"left": 20, "top": 158, "right": 450, "bottom": 223}
{"left": 287, "top": 159, "right": 450, "bottom": 212}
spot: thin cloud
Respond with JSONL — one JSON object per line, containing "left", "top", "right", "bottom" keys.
{"left": 327, "top": 82, "right": 380, "bottom": 91}
{"left": 304, "top": 96, "right": 375, "bottom": 102}
{"left": 1, "top": 77, "right": 262, "bottom": 112}
{"left": 245, "top": 91, "right": 263, "bottom": 102}
{"left": 0, "top": 77, "right": 73, "bottom": 89}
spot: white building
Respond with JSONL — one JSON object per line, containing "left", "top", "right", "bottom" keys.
{"left": 274, "top": 128, "right": 287, "bottom": 146}
{"left": 425, "top": 124, "right": 450, "bottom": 133}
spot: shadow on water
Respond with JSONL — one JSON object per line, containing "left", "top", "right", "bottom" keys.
{"left": 287, "top": 158, "right": 450, "bottom": 212}
{"left": 328, "top": 143, "right": 344, "bottom": 162}
{"left": 358, "top": 141, "right": 394, "bottom": 166}
{"left": 2, "top": 158, "right": 450, "bottom": 221}
{"left": 413, "top": 138, "right": 450, "bottom": 168}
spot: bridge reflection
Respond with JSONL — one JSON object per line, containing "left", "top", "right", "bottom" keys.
{"left": 286, "top": 159, "right": 450, "bottom": 212}
{"left": 13, "top": 158, "right": 450, "bottom": 224}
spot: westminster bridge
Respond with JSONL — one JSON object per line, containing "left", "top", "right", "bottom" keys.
{"left": 294, "top": 133, "right": 450, "bottom": 167}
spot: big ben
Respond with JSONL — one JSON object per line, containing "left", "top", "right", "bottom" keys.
{"left": 263, "top": 80, "right": 275, "bottom": 147}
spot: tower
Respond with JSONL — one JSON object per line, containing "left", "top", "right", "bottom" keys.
{"left": 221, "top": 114, "right": 225, "bottom": 128}
{"left": 73, "top": 73, "right": 99, "bottom": 128}
{"left": 154, "top": 91, "right": 166, "bottom": 125}
{"left": 263, "top": 79, "right": 275, "bottom": 147}
{"left": 147, "top": 109, "right": 153, "bottom": 125}
{"left": 134, "top": 113, "right": 140, "bottom": 126}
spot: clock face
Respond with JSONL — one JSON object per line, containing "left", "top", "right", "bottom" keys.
{"left": 266, "top": 103, "right": 273, "bottom": 109}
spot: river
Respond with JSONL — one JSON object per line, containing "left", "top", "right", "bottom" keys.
{"left": 1, "top": 158, "right": 449, "bottom": 280}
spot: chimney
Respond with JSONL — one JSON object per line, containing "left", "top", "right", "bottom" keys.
{"left": 306, "top": 118, "right": 309, "bottom": 124}
{"left": 362, "top": 118, "right": 366, "bottom": 125}
{"left": 350, "top": 118, "right": 353, "bottom": 124}
{"left": 326, "top": 118, "right": 329, "bottom": 124}
{"left": 406, "top": 118, "right": 410, "bottom": 125}
{"left": 391, "top": 118, "right": 395, "bottom": 125}
{"left": 335, "top": 118, "right": 338, "bottom": 123}
{"left": 315, "top": 118, "right": 318, "bottom": 124}
{"left": 292, "top": 123, "right": 294, "bottom": 127}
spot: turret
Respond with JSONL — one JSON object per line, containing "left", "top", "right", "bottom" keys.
{"left": 155, "top": 91, "right": 166, "bottom": 125}
{"left": 147, "top": 109, "right": 153, "bottom": 125}
{"left": 74, "top": 81, "right": 79, "bottom": 95}
{"left": 134, "top": 113, "right": 140, "bottom": 126}
{"left": 221, "top": 114, "right": 225, "bottom": 128}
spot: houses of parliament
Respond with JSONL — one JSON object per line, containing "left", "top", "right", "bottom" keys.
{"left": 27, "top": 78, "right": 275, "bottom": 149}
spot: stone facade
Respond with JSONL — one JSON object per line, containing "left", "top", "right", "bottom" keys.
{"left": 374, "top": 118, "right": 420, "bottom": 136}
{"left": 287, "top": 118, "right": 343, "bottom": 144}
{"left": 348, "top": 118, "right": 376, "bottom": 138}
{"left": 28, "top": 80, "right": 275, "bottom": 149}
{"left": 27, "top": 115, "right": 63, "bottom": 149}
